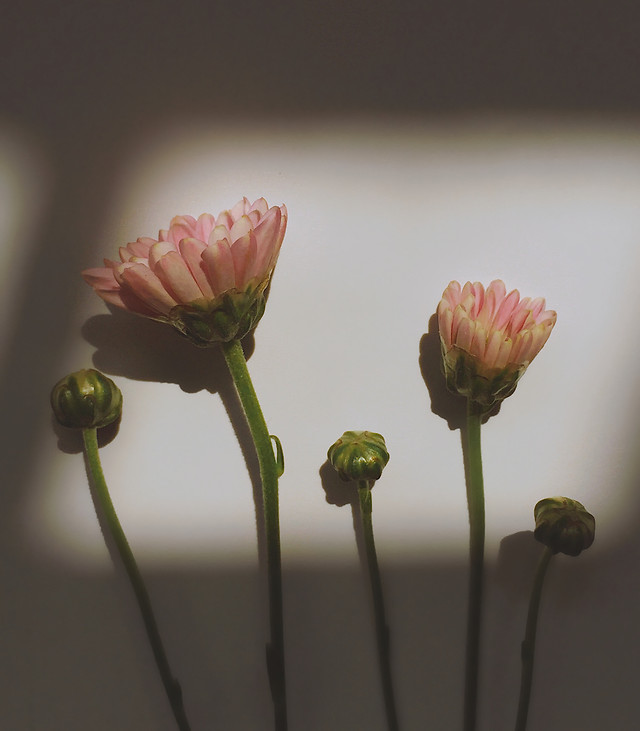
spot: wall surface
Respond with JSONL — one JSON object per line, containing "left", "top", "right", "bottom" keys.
{"left": 2, "top": 3, "right": 640, "bottom": 730}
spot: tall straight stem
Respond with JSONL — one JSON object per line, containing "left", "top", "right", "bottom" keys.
{"left": 82, "top": 427, "right": 191, "bottom": 731}
{"left": 514, "top": 546, "right": 554, "bottom": 731}
{"left": 463, "top": 401, "right": 485, "bottom": 731}
{"left": 221, "top": 339, "right": 287, "bottom": 731}
{"left": 358, "top": 482, "right": 400, "bottom": 731}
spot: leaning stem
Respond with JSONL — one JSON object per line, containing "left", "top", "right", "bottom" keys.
{"left": 220, "top": 339, "right": 287, "bottom": 731}
{"left": 81, "top": 427, "right": 191, "bottom": 731}
{"left": 463, "top": 401, "right": 485, "bottom": 731}
{"left": 357, "top": 481, "right": 400, "bottom": 731}
{"left": 514, "top": 546, "right": 554, "bottom": 731}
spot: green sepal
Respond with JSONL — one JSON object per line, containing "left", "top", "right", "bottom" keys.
{"left": 441, "top": 342, "right": 525, "bottom": 409}
{"left": 327, "top": 430, "right": 390, "bottom": 483}
{"left": 51, "top": 368, "right": 122, "bottom": 429}
{"left": 168, "top": 278, "right": 270, "bottom": 346}
{"left": 534, "top": 497, "right": 595, "bottom": 557}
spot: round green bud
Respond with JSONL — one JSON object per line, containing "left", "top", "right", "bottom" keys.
{"left": 51, "top": 369, "right": 122, "bottom": 429}
{"left": 534, "top": 497, "right": 595, "bottom": 557}
{"left": 327, "top": 431, "right": 390, "bottom": 483}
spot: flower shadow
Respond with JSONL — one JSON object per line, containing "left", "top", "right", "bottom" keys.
{"left": 81, "top": 307, "right": 266, "bottom": 570}
{"left": 495, "top": 530, "right": 541, "bottom": 597}
{"left": 318, "top": 458, "right": 367, "bottom": 577}
{"left": 82, "top": 307, "right": 255, "bottom": 395}
{"left": 52, "top": 413, "right": 122, "bottom": 455}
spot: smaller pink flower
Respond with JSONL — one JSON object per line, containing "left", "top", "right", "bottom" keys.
{"left": 83, "top": 197, "right": 287, "bottom": 345}
{"left": 437, "top": 280, "right": 556, "bottom": 407}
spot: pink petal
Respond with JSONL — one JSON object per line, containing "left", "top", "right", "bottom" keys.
{"left": 124, "top": 237, "right": 155, "bottom": 259}
{"left": 442, "top": 281, "right": 462, "bottom": 309}
{"left": 484, "top": 330, "right": 504, "bottom": 369}
{"left": 494, "top": 337, "right": 514, "bottom": 369}
{"left": 148, "top": 242, "right": 177, "bottom": 269}
{"left": 250, "top": 197, "right": 269, "bottom": 216}
{"left": 229, "top": 215, "right": 253, "bottom": 243}
{"left": 493, "top": 289, "right": 521, "bottom": 331}
{"left": 229, "top": 197, "right": 251, "bottom": 222}
{"left": 179, "top": 238, "right": 214, "bottom": 297}
{"left": 438, "top": 305, "right": 454, "bottom": 350}
{"left": 230, "top": 231, "right": 258, "bottom": 288}
{"left": 451, "top": 304, "right": 468, "bottom": 344}
{"left": 215, "top": 211, "right": 234, "bottom": 230}
{"left": 456, "top": 317, "right": 474, "bottom": 352}
{"left": 82, "top": 266, "right": 118, "bottom": 291}
{"left": 152, "top": 250, "right": 203, "bottom": 303}
{"left": 470, "top": 322, "right": 487, "bottom": 359}
{"left": 166, "top": 215, "right": 197, "bottom": 245}
{"left": 529, "top": 297, "right": 546, "bottom": 321}
{"left": 194, "top": 213, "right": 215, "bottom": 242}
{"left": 119, "top": 263, "right": 178, "bottom": 315}
{"left": 208, "top": 224, "right": 232, "bottom": 246}
{"left": 253, "top": 207, "right": 282, "bottom": 273}
{"left": 469, "top": 282, "right": 485, "bottom": 319}
{"left": 201, "top": 238, "right": 237, "bottom": 296}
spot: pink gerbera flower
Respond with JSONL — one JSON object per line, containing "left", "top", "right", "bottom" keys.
{"left": 83, "top": 197, "right": 287, "bottom": 345}
{"left": 437, "top": 280, "right": 556, "bottom": 407}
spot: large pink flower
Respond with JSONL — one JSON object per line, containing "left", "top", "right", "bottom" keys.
{"left": 437, "top": 280, "right": 556, "bottom": 406}
{"left": 83, "top": 197, "right": 287, "bottom": 345}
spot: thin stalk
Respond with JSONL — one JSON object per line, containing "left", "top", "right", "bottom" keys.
{"left": 82, "top": 427, "right": 191, "bottom": 731}
{"left": 514, "top": 546, "right": 554, "bottom": 731}
{"left": 357, "top": 481, "right": 400, "bottom": 731}
{"left": 220, "top": 339, "right": 287, "bottom": 731}
{"left": 463, "top": 401, "right": 485, "bottom": 731}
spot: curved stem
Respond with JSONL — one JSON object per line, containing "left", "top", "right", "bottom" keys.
{"left": 220, "top": 339, "right": 287, "bottom": 731}
{"left": 82, "top": 427, "right": 191, "bottom": 731}
{"left": 463, "top": 401, "right": 485, "bottom": 731}
{"left": 514, "top": 546, "right": 554, "bottom": 731}
{"left": 357, "top": 481, "right": 400, "bottom": 731}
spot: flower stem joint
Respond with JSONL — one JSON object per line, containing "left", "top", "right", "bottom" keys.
{"left": 534, "top": 497, "right": 595, "bottom": 557}
{"left": 327, "top": 431, "right": 390, "bottom": 485}
{"left": 50, "top": 368, "right": 122, "bottom": 429}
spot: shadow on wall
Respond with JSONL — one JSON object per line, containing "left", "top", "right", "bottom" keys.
{"left": 2, "top": 3, "right": 640, "bottom": 730}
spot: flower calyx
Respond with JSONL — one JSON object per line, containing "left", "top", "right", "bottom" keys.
{"left": 534, "top": 496, "right": 595, "bottom": 557}
{"left": 327, "top": 430, "right": 390, "bottom": 486}
{"left": 51, "top": 369, "right": 122, "bottom": 430}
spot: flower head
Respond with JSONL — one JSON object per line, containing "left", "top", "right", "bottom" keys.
{"left": 437, "top": 279, "right": 556, "bottom": 408}
{"left": 51, "top": 368, "right": 122, "bottom": 429}
{"left": 534, "top": 497, "right": 595, "bottom": 557}
{"left": 327, "top": 430, "right": 390, "bottom": 484}
{"left": 83, "top": 197, "right": 287, "bottom": 346}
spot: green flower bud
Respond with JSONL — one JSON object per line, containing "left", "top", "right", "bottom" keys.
{"left": 534, "top": 497, "right": 595, "bottom": 557}
{"left": 327, "top": 431, "right": 389, "bottom": 483}
{"left": 51, "top": 369, "right": 122, "bottom": 429}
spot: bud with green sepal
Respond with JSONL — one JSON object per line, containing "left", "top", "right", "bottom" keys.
{"left": 327, "top": 430, "right": 390, "bottom": 485}
{"left": 534, "top": 496, "right": 595, "bottom": 557}
{"left": 514, "top": 496, "right": 596, "bottom": 731}
{"left": 326, "top": 428, "right": 398, "bottom": 729}
{"left": 49, "top": 368, "right": 191, "bottom": 729}
{"left": 50, "top": 368, "right": 122, "bottom": 429}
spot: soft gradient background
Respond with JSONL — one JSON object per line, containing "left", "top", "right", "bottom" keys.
{"left": 2, "top": 2, "right": 640, "bottom": 729}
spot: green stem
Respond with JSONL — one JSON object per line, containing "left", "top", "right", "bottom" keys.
{"left": 463, "top": 400, "right": 485, "bottom": 731}
{"left": 514, "top": 546, "right": 554, "bottom": 731}
{"left": 357, "top": 482, "right": 400, "bottom": 731}
{"left": 220, "top": 339, "right": 287, "bottom": 731}
{"left": 82, "top": 427, "right": 191, "bottom": 731}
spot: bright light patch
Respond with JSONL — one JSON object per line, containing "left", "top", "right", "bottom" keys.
{"left": 30, "top": 117, "right": 640, "bottom": 567}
